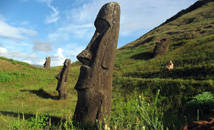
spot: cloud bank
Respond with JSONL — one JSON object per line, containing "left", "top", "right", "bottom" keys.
{"left": 0, "top": 20, "right": 37, "bottom": 40}
{"left": 62, "top": 0, "right": 197, "bottom": 36}
{"left": 0, "top": 47, "right": 38, "bottom": 59}
{"left": 32, "top": 39, "right": 53, "bottom": 52}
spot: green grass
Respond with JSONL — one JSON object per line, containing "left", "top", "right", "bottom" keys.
{"left": 0, "top": 61, "right": 79, "bottom": 129}
{"left": 113, "top": 1, "right": 214, "bottom": 129}
{"left": 0, "top": 56, "right": 30, "bottom": 66}
{"left": 0, "top": 0, "right": 214, "bottom": 129}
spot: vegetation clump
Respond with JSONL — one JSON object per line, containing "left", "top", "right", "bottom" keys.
{"left": 184, "top": 92, "right": 214, "bottom": 122}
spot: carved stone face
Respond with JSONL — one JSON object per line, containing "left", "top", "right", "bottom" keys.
{"left": 73, "top": 2, "right": 120, "bottom": 123}
{"left": 64, "top": 59, "right": 71, "bottom": 67}
{"left": 75, "top": 2, "right": 120, "bottom": 91}
{"left": 56, "top": 59, "right": 71, "bottom": 90}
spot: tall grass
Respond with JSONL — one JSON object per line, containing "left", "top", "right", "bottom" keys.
{"left": 7, "top": 88, "right": 212, "bottom": 130}
{"left": 4, "top": 89, "right": 166, "bottom": 130}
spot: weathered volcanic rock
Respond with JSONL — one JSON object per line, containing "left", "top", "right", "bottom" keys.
{"left": 73, "top": 2, "right": 120, "bottom": 125}
{"left": 44, "top": 56, "right": 51, "bottom": 69}
{"left": 153, "top": 38, "right": 170, "bottom": 58}
{"left": 55, "top": 59, "right": 71, "bottom": 100}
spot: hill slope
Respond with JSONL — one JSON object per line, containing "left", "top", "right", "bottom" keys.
{"left": 0, "top": 57, "right": 81, "bottom": 128}
{"left": 113, "top": 0, "right": 214, "bottom": 126}
{"left": 115, "top": 0, "right": 214, "bottom": 80}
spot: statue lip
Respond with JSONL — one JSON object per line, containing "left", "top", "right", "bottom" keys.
{"left": 81, "top": 64, "right": 90, "bottom": 70}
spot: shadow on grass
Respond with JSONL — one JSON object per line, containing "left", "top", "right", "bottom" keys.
{"left": 20, "top": 89, "right": 58, "bottom": 100}
{"left": 0, "top": 111, "right": 64, "bottom": 125}
{"left": 0, "top": 111, "right": 99, "bottom": 130}
{"left": 130, "top": 52, "right": 153, "bottom": 60}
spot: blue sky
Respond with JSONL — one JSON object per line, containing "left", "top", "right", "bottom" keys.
{"left": 0, "top": 0, "right": 197, "bottom": 66}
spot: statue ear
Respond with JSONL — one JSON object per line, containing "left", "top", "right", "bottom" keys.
{"left": 95, "top": 19, "right": 112, "bottom": 69}
{"left": 102, "top": 42, "right": 113, "bottom": 69}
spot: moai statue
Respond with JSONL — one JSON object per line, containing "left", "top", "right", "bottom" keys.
{"left": 153, "top": 38, "right": 171, "bottom": 58}
{"left": 44, "top": 56, "right": 51, "bottom": 69}
{"left": 55, "top": 59, "right": 71, "bottom": 100}
{"left": 73, "top": 2, "right": 120, "bottom": 125}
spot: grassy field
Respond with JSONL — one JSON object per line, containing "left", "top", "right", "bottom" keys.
{"left": 0, "top": 0, "right": 214, "bottom": 129}
{"left": 0, "top": 58, "right": 81, "bottom": 129}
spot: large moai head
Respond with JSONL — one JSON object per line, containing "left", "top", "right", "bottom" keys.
{"left": 73, "top": 2, "right": 120, "bottom": 124}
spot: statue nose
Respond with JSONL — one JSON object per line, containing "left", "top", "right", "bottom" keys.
{"left": 77, "top": 49, "right": 92, "bottom": 65}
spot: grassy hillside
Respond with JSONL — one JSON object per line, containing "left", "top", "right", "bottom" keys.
{"left": 0, "top": 0, "right": 214, "bottom": 129}
{"left": 112, "top": 0, "right": 214, "bottom": 129}
{"left": 0, "top": 57, "right": 81, "bottom": 129}
{"left": 114, "top": 0, "right": 214, "bottom": 88}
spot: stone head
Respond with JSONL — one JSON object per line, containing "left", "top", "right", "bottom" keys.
{"left": 64, "top": 59, "right": 71, "bottom": 66}
{"left": 73, "top": 2, "right": 120, "bottom": 124}
{"left": 75, "top": 2, "right": 120, "bottom": 90}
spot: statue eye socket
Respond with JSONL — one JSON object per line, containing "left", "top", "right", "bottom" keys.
{"left": 95, "top": 19, "right": 110, "bottom": 33}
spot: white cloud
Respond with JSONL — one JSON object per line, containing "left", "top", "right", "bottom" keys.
{"left": 19, "top": 28, "right": 37, "bottom": 36}
{"left": 21, "top": 21, "right": 29, "bottom": 25}
{"left": 28, "top": 54, "right": 38, "bottom": 59}
{"left": 0, "top": 47, "right": 39, "bottom": 59}
{"left": 48, "top": 23, "right": 94, "bottom": 42}
{"left": 23, "top": 60, "right": 32, "bottom": 64}
{"left": 44, "top": 6, "right": 59, "bottom": 24}
{"left": 62, "top": 43, "right": 85, "bottom": 59}
{"left": 0, "top": 20, "right": 37, "bottom": 40}
{"left": 38, "top": 0, "right": 60, "bottom": 24}
{"left": 32, "top": 39, "right": 53, "bottom": 52}
{"left": 22, "top": 58, "right": 45, "bottom": 66}
{"left": 0, "top": 46, "right": 43, "bottom": 65}
{"left": 0, "top": 47, "right": 7, "bottom": 54}
{"left": 46, "top": 0, "right": 198, "bottom": 62}
{"left": 51, "top": 48, "right": 66, "bottom": 66}
{"left": 62, "top": 0, "right": 197, "bottom": 36}
{"left": 0, "top": 15, "right": 5, "bottom": 21}
{"left": 65, "top": 1, "right": 99, "bottom": 24}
